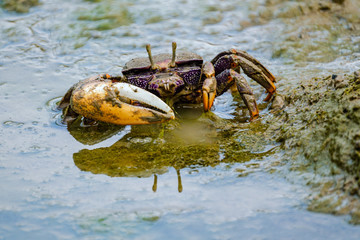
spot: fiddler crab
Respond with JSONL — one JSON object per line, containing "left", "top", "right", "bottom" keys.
{"left": 58, "top": 42, "right": 276, "bottom": 125}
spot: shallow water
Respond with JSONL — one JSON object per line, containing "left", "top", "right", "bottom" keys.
{"left": 1, "top": 0, "right": 360, "bottom": 239}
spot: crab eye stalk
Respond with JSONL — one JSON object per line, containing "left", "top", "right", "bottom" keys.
{"left": 170, "top": 41, "right": 177, "bottom": 68}
{"left": 146, "top": 44, "right": 157, "bottom": 70}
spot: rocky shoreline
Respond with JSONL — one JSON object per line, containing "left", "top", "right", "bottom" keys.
{"left": 267, "top": 71, "right": 360, "bottom": 223}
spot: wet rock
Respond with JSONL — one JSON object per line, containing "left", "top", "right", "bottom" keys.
{"left": 333, "top": 75, "right": 349, "bottom": 89}
{"left": 270, "top": 95, "right": 285, "bottom": 110}
{"left": 268, "top": 71, "right": 360, "bottom": 223}
{"left": 1, "top": 0, "right": 39, "bottom": 13}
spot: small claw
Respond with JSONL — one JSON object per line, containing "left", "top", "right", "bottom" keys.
{"left": 203, "top": 90, "right": 216, "bottom": 111}
{"left": 264, "top": 88, "right": 276, "bottom": 101}
{"left": 249, "top": 109, "right": 259, "bottom": 121}
{"left": 202, "top": 62, "right": 217, "bottom": 112}
{"left": 71, "top": 81, "right": 175, "bottom": 125}
{"left": 203, "top": 90, "right": 209, "bottom": 111}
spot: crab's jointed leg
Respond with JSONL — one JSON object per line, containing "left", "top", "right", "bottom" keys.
{"left": 212, "top": 49, "right": 276, "bottom": 101}
{"left": 202, "top": 61, "right": 217, "bottom": 111}
{"left": 216, "top": 69, "right": 259, "bottom": 120}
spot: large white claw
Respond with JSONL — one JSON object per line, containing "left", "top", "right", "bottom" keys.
{"left": 70, "top": 81, "right": 175, "bottom": 125}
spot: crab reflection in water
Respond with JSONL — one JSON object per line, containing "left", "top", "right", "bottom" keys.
{"left": 70, "top": 107, "right": 274, "bottom": 192}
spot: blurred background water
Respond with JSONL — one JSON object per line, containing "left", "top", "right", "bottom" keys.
{"left": 1, "top": 0, "right": 360, "bottom": 239}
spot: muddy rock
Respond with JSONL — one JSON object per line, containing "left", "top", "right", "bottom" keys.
{"left": 268, "top": 71, "right": 360, "bottom": 223}
{"left": 270, "top": 94, "right": 285, "bottom": 110}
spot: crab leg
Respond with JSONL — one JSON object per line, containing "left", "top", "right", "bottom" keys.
{"left": 233, "top": 71, "right": 259, "bottom": 120}
{"left": 202, "top": 62, "right": 217, "bottom": 111}
{"left": 215, "top": 69, "right": 259, "bottom": 120}
{"left": 212, "top": 49, "right": 276, "bottom": 101}
{"left": 68, "top": 80, "right": 175, "bottom": 125}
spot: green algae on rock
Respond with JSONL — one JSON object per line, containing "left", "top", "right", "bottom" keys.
{"left": 77, "top": 1, "right": 133, "bottom": 31}
{"left": 1, "top": 0, "right": 39, "bottom": 13}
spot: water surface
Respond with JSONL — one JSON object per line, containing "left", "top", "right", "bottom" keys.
{"left": 1, "top": 0, "right": 360, "bottom": 239}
